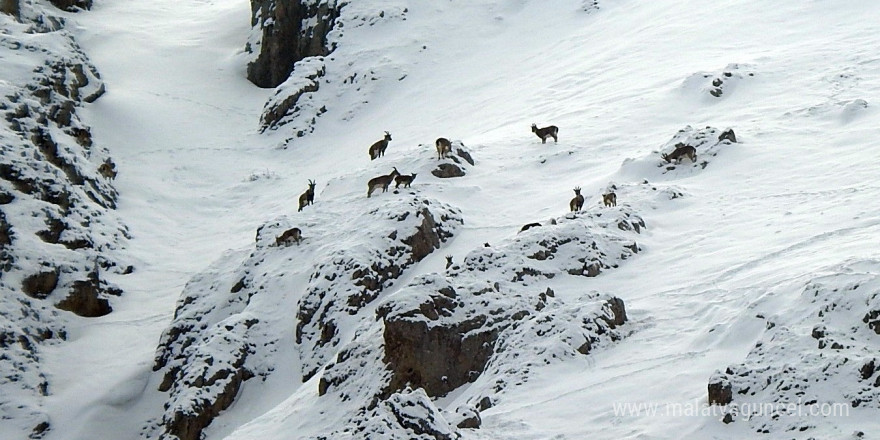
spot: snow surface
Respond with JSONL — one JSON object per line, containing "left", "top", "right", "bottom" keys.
{"left": 11, "top": 0, "right": 880, "bottom": 439}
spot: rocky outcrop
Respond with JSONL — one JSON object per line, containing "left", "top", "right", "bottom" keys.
{"left": 707, "top": 373, "right": 732, "bottom": 406}
{"left": 250, "top": 1, "right": 412, "bottom": 136}
{"left": 259, "top": 56, "right": 326, "bottom": 133}
{"left": 317, "top": 388, "right": 459, "bottom": 440}
{"left": 247, "top": 0, "right": 341, "bottom": 88}
{"left": 296, "top": 199, "right": 462, "bottom": 381}
{"left": 431, "top": 141, "right": 475, "bottom": 178}
{"left": 709, "top": 260, "right": 880, "bottom": 434}
{"left": 150, "top": 193, "right": 463, "bottom": 440}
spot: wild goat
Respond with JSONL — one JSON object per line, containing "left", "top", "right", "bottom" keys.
{"left": 569, "top": 187, "right": 584, "bottom": 212}
{"left": 369, "top": 131, "right": 392, "bottom": 160}
{"left": 367, "top": 167, "right": 400, "bottom": 197}
{"left": 531, "top": 123, "right": 558, "bottom": 144}
{"left": 603, "top": 192, "right": 617, "bottom": 207}
{"left": 662, "top": 143, "right": 697, "bottom": 164}
{"left": 98, "top": 159, "right": 117, "bottom": 179}
{"left": 394, "top": 173, "right": 417, "bottom": 188}
{"left": 445, "top": 255, "right": 454, "bottom": 269}
{"left": 275, "top": 227, "right": 302, "bottom": 246}
{"left": 298, "top": 179, "right": 316, "bottom": 212}
{"left": 435, "top": 137, "right": 452, "bottom": 160}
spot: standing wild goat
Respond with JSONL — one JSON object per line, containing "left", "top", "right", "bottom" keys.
{"left": 298, "top": 179, "right": 316, "bottom": 212}
{"left": 369, "top": 131, "right": 392, "bottom": 160}
{"left": 662, "top": 143, "right": 697, "bottom": 164}
{"left": 275, "top": 227, "right": 302, "bottom": 246}
{"left": 435, "top": 137, "right": 452, "bottom": 160}
{"left": 603, "top": 192, "right": 617, "bottom": 207}
{"left": 531, "top": 123, "right": 558, "bottom": 144}
{"left": 570, "top": 187, "right": 584, "bottom": 212}
{"left": 367, "top": 167, "right": 400, "bottom": 197}
{"left": 395, "top": 173, "right": 417, "bottom": 188}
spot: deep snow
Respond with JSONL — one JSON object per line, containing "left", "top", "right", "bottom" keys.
{"left": 21, "top": 0, "right": 880, "bottom": 439}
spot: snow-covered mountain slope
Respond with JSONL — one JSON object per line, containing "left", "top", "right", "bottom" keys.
{"left": 2, "top": 0, "right": 880, "bottom": 439}
{"left": 1, "top": 2, "right": 127, "bottom": 438}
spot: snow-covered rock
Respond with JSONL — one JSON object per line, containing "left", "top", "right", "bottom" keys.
{"left": 252, "top": 0, "right": 411, "bottom": 136}
{"left": 620, "top": 125, "right": 737, "bottom": 180}
{"left": 682, "top": 63, "right": 757, "bottom": 100}
{"left": 314, "top": 204, "right": 642, "bottom": 438}
{"left": 149, "top": 193, "right": 462, "bottom": 440}
{"left": 709, "top": 259, "right": 880, "bottom": 436}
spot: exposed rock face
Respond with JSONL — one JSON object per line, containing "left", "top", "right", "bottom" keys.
{"left": 247, "top": 0, "right": 341, "bottom": 88}
{"left": 0, "top": 3, "right": 125, "bottom": 438}
{"left": 707, "top": 374, "right": 732, "bottom": 405}
{"left": 1, "top": 0, "right": 19, "bottom": 17}
{"left": 709, "top": 260, "right": 880, "bottom": 435}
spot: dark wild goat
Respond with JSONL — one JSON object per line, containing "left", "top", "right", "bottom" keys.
{"left": 570, "top": 187, "right": 584, "bottom": 212}
{"left": 298, "top": 179, "right": 316, "bottom": 211}
{"left": 394, "top": 173, "right": 417, "bottom": 188}
{"left": 369, "top": 131, "right": 392, "bottom": 160}
{"left": 531, "top": 123, "right": 558, "bottom": 144}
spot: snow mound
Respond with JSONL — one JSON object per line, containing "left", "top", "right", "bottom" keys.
{"left": 681, "top": 63, "right": 757, "bottom": 100}
{"left": 619, "top": 125, "right": 737, "bottom": 180}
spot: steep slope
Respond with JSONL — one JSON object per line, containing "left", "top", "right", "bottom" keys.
{"left": 1, "top": 2, "right": 127, "bottom": 439}
{"left": 8, "top": 0, "right": 880, "bottom": 439}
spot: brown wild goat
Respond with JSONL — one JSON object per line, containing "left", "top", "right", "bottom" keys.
{"left": 570, "top": 187, "right": 584, "bottom": 212}
{"left": 531, "top": 123, "right": 558, "bottom": 144}
{"left": 298, "top": 179, "right": 316, "bottom": 212}
{"left": 662, "top": 143, "right": 697, "bottom": 164}
{"left": 98, "top": 159, "right": 117, "bottom": 179}
{"left": 435, "top": 137, "right": 452, "bottom": 160}
{"left": 275, "top": 227, "right": 302, "bottom": 246}
{"left": 603, "top": 192, "right": 617, "bottom": 207}
{"left": 394, "top": 173, "right": 417, "bottom": 189}
{"left": 369, "top": 131, "right": 392, "bottom": 160}
{"left": 367, "top": 167, "right": 400, "bottom": 197}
